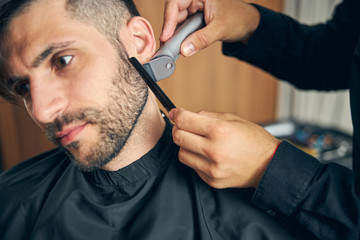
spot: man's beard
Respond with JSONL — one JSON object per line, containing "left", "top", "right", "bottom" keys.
{"left": 45, "top": 52, "right": 148, "bottom": 172}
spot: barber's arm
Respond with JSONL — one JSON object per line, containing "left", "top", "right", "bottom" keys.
{"left": 163, "top": 0, "right": 360, "bottom": 238}
{"left": 162, "top": 0, "right": 359, "bottom": 91}
{"left": 169, "top": 108, "right": 360, "bottom": 239}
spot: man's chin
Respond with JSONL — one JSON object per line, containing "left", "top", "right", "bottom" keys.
{"left": 65, "top": 141, "right": 80, "bottom": 151}
{"left": 72, "top": 161, "right": 103, "bottom": 172}
{"left": 66, "top": 152, "right": 105, "bottom": 172}
{"left": 60, "top": 145, "right": 112, "bottom": 172}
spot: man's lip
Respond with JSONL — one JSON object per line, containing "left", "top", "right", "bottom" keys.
{"left": 56, "top": 123, "right": 87, "bottom": 145}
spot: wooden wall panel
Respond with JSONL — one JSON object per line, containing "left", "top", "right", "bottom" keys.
{"left": 0, "top": 0, "right": 282, "bottom": 171}
{"left": 0, "top": 100, "right": 54, "bottom": 170}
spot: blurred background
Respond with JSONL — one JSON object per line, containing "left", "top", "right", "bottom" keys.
{"left": 0, "top": 0, "right": 351, "bottom": 172}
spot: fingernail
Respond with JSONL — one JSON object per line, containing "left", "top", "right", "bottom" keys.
{"left": 183, "top": 43, "right": 196, "bottom": 57}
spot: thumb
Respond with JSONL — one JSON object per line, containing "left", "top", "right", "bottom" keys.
{"left": 180, "top": 23, "right": 219, "bottom": 57}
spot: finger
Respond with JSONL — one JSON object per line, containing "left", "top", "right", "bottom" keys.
{"left": 187, "top": 1, "right": 205, "bottom": 15}
{"left": 160, "top": 1, "right": 182, "bottom": 42}
{"left": 169, "top": 108, "right": 217, "bottom": 137}
{"left": 177, "top": 10, "right": 191, "bottom": 26}
{"left": 180, "top": 21, "right": 222, "bottom": 57}
{"left": 160, "top": 0, "right": 206, "bottom": 43}
{"left": 161, "top": 0, "right": 198, "bottom": 42}
{"left": 159, "top": 8, "right": 191, "bottom": 46}
{"left": 172, "top": 125, "right": 208, "bottom": 156}
{"left": 195, "top": 171, "right": 215, "bottom": 188}
{"left": 178, "top": 148, "right": 227, "bottom": 189}
{"left": 177, "top": 147, "right": 210, "bottom": 173}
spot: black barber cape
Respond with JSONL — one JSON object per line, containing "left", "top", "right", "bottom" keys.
{"left": 0, "top": 118, "right": 294, "bottom": 239}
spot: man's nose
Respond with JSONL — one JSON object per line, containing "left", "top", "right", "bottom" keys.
{"left": 28, "top": 78, "right": 68, "bottom": 125}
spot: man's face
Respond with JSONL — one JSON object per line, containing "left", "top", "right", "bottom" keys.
{"left": 2, "top": 0, "right": 148, "bottom": 171}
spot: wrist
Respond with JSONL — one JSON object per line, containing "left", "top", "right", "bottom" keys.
{"left": 239, "top": 3, "right": 260, "bottom": 44}
{"left": 252, "top": 139, "right": 281, "bottom": 188}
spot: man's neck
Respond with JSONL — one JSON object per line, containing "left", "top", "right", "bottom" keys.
{"left": 101, "top": 93, "right": 166, "bottom": 171}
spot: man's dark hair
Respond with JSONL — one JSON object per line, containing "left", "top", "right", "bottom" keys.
{"left": 0, "top": 0, "right": 140, "bottom": 103}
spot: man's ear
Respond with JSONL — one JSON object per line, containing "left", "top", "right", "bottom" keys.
{"left": 121, "top": 16, "right": 156, "bottom": 63}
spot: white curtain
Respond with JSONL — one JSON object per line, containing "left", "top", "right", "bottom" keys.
{"left": 277, "top": 0, "right": 352, "bottom": 134}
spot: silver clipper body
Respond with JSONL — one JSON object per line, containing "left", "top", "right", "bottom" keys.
{"left": 143, "top": 12, "right": 205, "bottom": 82}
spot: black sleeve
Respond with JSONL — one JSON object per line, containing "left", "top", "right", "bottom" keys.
{"left": 222, "top": 0, "right": 360, "bottom": 91}
{"left": 252, "top": 141, "right": 360, "bottom": 239}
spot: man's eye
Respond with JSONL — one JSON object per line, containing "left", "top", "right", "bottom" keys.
{"left": 54, "top": 55, "right": 73, "bottom": 68}
{"left": 12, "top": 80, "right": 30, "bottom": 97}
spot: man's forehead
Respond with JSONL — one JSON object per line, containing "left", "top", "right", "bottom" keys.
{"left": 1, "top": 0, "right": 130, "bottom": 70}
{"left": 3, "top": 0, "right": 68, "bottom": 45}
{"left": 9, "top": 0, "right": 68, "bottom": 26}
{"left": 0, "top": 1, "right": 76, "bottom": 81}
{"left": 3, "top": 0, "right": 67, "bottom": 25}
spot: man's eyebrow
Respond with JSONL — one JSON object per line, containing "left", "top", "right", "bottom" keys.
{"left": 32, "top": 41, "right": 75, "bottom": 68}
{"left": 4, "top": 41, "right": 76, "bottom": 90}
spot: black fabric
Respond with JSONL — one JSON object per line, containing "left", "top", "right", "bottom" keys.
{"left": 223, "top": 0, "right": 360, "bottom": 239}
{"left": 254, "top": 141, "right": 359, "bottom": 239}
{"left": 0, "top": 119, "right": 294, "bottom": 239}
